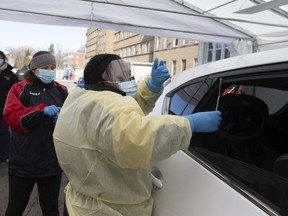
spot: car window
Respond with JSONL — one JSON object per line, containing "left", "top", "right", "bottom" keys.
{"left": 169, "top": 78, "right": 213, "bottom": 115}
{"left": 223, "top": 85, "right": 288, "bottom": 114}
{"left": 168, "top": 73, "right": 288, "bottom": 215}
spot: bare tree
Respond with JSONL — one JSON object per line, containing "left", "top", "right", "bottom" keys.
{"left": 12, "top": 47, "right": 33, "bottom": 68}
{"left": 55, "top": 49, "right": 66, "bottom": 70}
{"left": 24, "top": 49, "right": 32, "bottom": 66}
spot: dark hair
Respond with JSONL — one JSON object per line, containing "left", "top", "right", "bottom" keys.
{"left": 84, "top": 54, "right": 120, "bottom": 85}
{"left": 0, "top": 51, "right": 8, "bottom": 61}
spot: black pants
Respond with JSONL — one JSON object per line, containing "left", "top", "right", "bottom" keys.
{"left": 5, "top": 174, "right": 62, "bottom": 216}
{"left": 0, "top": 117, "right": 10, "bottom": 161}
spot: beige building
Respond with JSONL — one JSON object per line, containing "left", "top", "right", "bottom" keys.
{"left": 153, "top": 37, "right": 198, "bottom": 75}
{"left": 86, "top": 29, "right": 115, "bottom": 62}
{"left": 85, "top": 28, "right": 199, "bottom": 75}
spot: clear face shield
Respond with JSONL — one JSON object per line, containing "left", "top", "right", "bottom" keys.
{"left": 102, "top": 59, "right": 132, "bottom": 83}
{"left": 102, "top": 59, "right": 137, "bottom": 98}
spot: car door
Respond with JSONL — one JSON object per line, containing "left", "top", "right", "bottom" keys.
{"left": 152, "top": 62, "right": 288, "bottom": 216}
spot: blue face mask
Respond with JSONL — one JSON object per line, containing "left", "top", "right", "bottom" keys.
{"left": 37, "top": 69, "right": 56, "bottom": 84}
{"left": 117, "top": 79, "right": 137, "bottom": 98}
{"left": 0, "top": 59, "right": 4, "bottom": 66}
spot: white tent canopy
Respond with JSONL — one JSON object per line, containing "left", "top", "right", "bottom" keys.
{"left": 1, "top": 0, "right": 288, "bottom": 53}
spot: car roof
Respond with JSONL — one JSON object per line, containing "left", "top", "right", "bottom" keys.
{"left": 168, "top": 47, "right": 288, "bottom": 93}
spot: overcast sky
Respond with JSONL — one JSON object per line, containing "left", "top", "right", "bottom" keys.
{"left": 0, "top": 20, "right": 87, "bottom": 52}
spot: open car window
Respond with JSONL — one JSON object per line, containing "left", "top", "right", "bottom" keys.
{"left": 169, "top": 78, "right": 213, "bottom": 115}
{"left": 167, "top": 72, "right": 288, "bottom": 215}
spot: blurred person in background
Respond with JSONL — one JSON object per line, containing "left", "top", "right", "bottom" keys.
{"left": 0, "top": 50, "right": 18, "bottom": 165}
{"left": 15, "top": 65, "right": 28, "bottom": 81}
{"left": 16, "top": 53, "right": 32, "bottom": 81}
{"left": 16, "top": 54, "right": 32, "bottom": 81}
{"left": 53, "top": 54, "right": 221, "bottom": 216}
{"left": 3, "top": 51, "right": 68, "bottom": 216}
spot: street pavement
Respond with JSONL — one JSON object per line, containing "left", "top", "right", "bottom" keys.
{"left": 0, "top": 80, "right": 74, "bottom": 215}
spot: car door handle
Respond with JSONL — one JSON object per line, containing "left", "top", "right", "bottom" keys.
{"left": 151, "top": 166, "right": 163, "bottom": 190}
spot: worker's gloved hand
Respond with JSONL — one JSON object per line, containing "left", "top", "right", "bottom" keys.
{"left": 147, "top": 58, "right": 170, "bottom": 93}
{"left": 43, "top": 105, "right": 59, "bottom": 117}
{"left": 52, "top": 115, "right": 58, "bottom": 124}
{"left": 183, "top": 111, "right": 222, "bottom": 132}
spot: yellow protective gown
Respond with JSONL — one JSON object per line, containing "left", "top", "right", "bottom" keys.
{"left": 53, "top": 77, "right": 192, "bottom": 216}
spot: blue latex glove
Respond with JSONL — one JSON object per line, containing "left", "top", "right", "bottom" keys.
{"left": 184, "top": 111, "right": 222, "bottom": 132}
{"left": 43, "top": 105, "right": 59, "bottom": 117}
{"left": 52, "top": 115, "right": 58, "bottom": 124}
{"left": 147, "top": 58, "right": 170, "bottom": 93}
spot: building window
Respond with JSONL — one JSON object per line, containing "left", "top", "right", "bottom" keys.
{"left": 183, "top": 39, "right": 189, "bottom": 45}
{"left": 143, "top": 42, "right": 148, "bottom": 53}
{"left": 172, "top": 60, "right": 176, "bottom": 75}
{"left": 207, "top": 43, "right": 230, "bottom": 63}
{"left": 132, "top": 46, "right": 136, "bottom": 55}
{"left": 173, "top": 38, "right": 178, "bottom": 47}
{"left": 182, "top": 59, "right": 186, "bottom": 71}
{"left": 147, "top": 42, "right": 151, "bottom": 52}
{"left": 156, "top": 36, "right": 160, "bottom": 50}
{"left": 164, "top": 38, "right": 169, "bottom": 49}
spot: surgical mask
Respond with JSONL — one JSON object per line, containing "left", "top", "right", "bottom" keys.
{"left": 0, "top": 59, "right": 4, "bottom": 66}
{"left": 37, "top": 69, "right": 56, "bottom": 84}
{"left": 117, "top": 79, "right": 137, "bottom": 98}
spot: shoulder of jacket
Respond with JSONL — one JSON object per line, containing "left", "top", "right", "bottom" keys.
{"left": 54, "top": 81, "right": 68, "bottom": 94}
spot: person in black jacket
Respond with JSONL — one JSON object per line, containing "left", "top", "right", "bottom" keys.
{"left": 0, "top": 51, "right": 18, "bottom": 165}
{"left": 3, "top": 51, "right": 68, "bottom": 216}
{"left": 15, "top": 65, "right": 29, "bottom": 81}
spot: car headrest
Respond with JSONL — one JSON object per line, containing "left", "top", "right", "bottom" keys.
{"left": 216, "top": 94, "right": 268, "bottom": 141}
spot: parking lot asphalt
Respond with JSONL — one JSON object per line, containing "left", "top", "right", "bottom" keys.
{"left": 0, "top": 163, "right": 68, "bottom": 215}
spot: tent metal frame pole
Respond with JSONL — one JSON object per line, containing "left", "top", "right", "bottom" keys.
{"left": 0, "top": 8, "right": 251, "bottom": 41}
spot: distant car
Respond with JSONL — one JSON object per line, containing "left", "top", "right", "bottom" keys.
{"left": 76, "top": 77, "right": 84, "bottom": 88}
{"left": 150, "top": 47, "right": 288, "bottom": 216}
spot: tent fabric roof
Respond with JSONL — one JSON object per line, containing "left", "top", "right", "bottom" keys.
{"left": 1, "top": 0, "right": 288, "bottom": 52}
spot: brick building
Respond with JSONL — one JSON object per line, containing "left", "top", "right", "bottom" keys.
{"left": 64, "top": 51, "right": 85, "bottom": 69}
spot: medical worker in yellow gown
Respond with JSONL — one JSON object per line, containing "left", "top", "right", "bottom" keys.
{"left": 53, "top": 54, "right": 222, "bottom": 216}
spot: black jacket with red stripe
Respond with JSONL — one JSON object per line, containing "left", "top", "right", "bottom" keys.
{"left": 3, "top": 72, "right": 68, "bottom": 177}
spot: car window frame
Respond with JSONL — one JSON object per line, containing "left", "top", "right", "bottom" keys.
{"left": 164, "top": 62, "right": 288, "bottom": 216}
